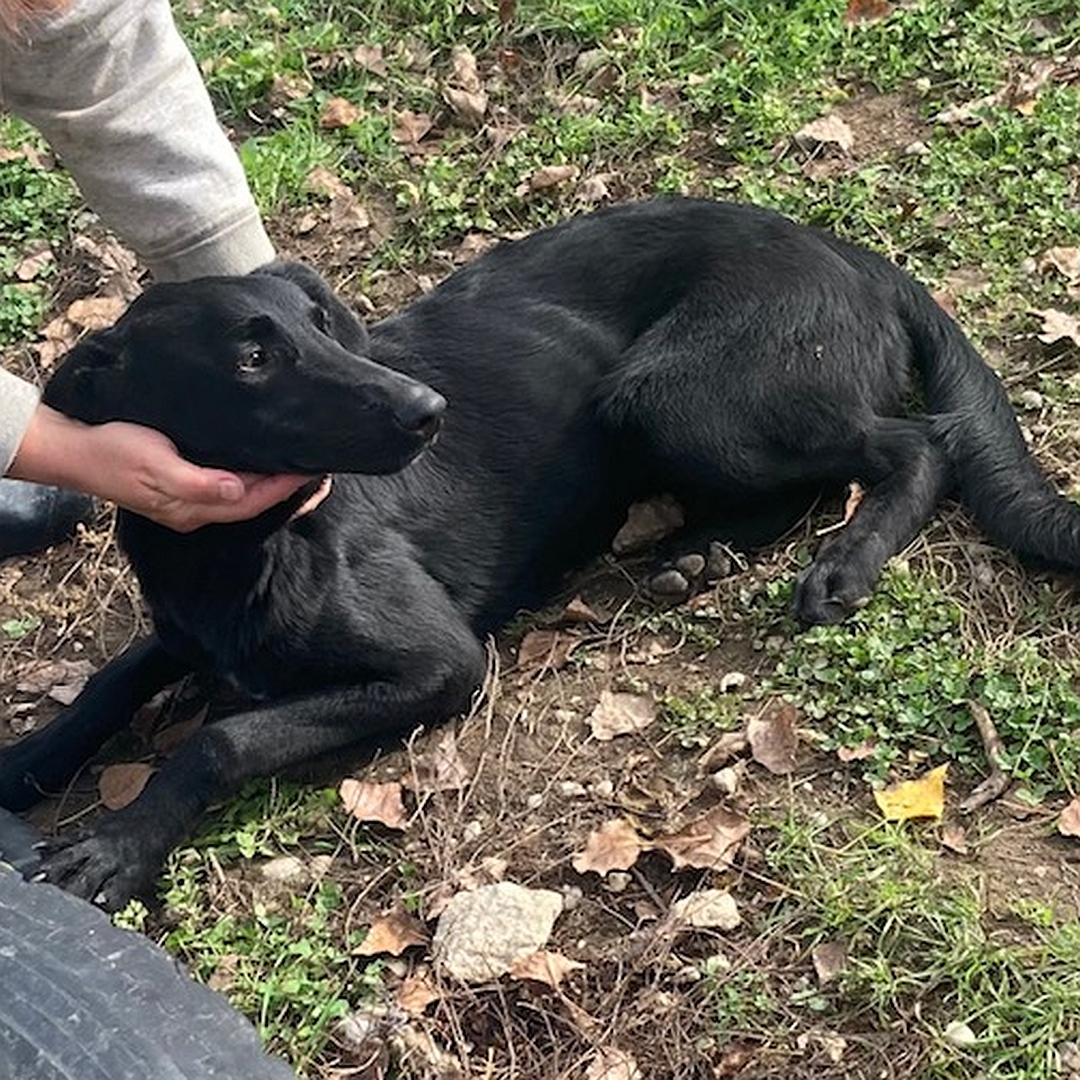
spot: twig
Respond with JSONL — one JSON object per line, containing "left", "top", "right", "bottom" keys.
{"left": 959, "top": 700, "right": 1011, "bottom": 813}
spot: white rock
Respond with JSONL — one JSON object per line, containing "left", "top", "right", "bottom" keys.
{"left": 433, "top": 882, "right": 563, "bottom": 983}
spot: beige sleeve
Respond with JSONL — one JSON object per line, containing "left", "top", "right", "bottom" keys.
{"left": 0, "top": 0, "right": 274, "bottom": 282}
{"left": 0, "top": 367, "right": 41, "bottom": 473}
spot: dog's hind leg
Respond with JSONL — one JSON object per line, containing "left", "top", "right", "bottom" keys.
{"left": 791, "top": 417, "right": 953, "bottom": 624}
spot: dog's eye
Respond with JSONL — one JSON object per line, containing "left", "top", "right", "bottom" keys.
{"left": 312, "top": 306, "right": 329, "bottom": 333}
{"left": 237, "top": 344, "right": 268, "bottom": 374}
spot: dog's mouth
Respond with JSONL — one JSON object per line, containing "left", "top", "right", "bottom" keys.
{"left": 290, "top": 475, "right": 333, "bottom": 520}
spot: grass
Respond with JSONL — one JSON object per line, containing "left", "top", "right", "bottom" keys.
{"left": 0, "top": 116, "right": 79, "bottom": 344}
{"left": 761, "top": 811, "right": 1080, "bottom": 1079}
{"left": 761, "top": 563, "right": 1080, "bottom": 799}
{"left": 117, "top": 780, "right": 392, "bottom": 1069}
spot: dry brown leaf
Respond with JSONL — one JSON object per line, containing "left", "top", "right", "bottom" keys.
{"left": 844, "top": 0, "right": 892, "bottom": 23}
{"left": 34, "top": 313, "right": 79, "bottom": 368}
{"left": 152, "top": 708, "right": 208, "bottom": 755}
{"left": 812, "top": 940, "right": 849, "bottom": 984}
{"left": 0, "top": 145, "right": 52, "bottom": 169}
{"left": 508, "top": 949, "right": 585, "bottom": 987}
{"left": 747, "top": 700, "right": 800, "bottom": 774}
{"left": 815, "top": 480, "right": 866, "bottom": 536}
{"left": 497, "top": 0, "right": 516, "bottom": 28}
{"left": 715, "top": 1043, "right": 759, "bottom": 1077}
{"left": 395, "top": 969, "right": 442, "bottom": 1015}
{"left": 444, "top": 86, "right": 488, "bottom": 127}
{"left": 266, "top": 73, "right": 311, "bottom": 109}
{"left": 15, "top": 247, "right": 53, "bottom": 281}
{"left": 698, "top": 731, "right": 749, "bottom": 771}
{"left": 1034, "top": 308, "right": 1080, "bottom": 348}
{"left": 355, "top": 909, "right": 429, "bottom": 957}
{"left": 1058, "top": 795, "right": 1080, "bottom": 838}
{"left": 585, "top": 1047, "right": 642, "bottom": 1080}
{"left": 339, "top": 777, "right": 408, "bottom": 829}
{"left": 836, "top": 739, "right": 877, "bottom": 762}
{"left": 874, "top": 764, "right": 948, "bottom": 821}
{"left": 1041, "top": 246, "right": 1080, "bottom": 283}
{"left": 66, "top": 295, "right": 126, "bottom": 330}
{"left": 391, "top": 109, "right": 434, "bottom": 146}
{"left": 588, "top": 690, "right": 656, "bottom": 740}
{"left": 520, "top": 163, "right": 580, "bottom": 193}
{"left": 572, "top": 818, "right": 644, "bottom": 875}
{"left": 794, "top": 114, "right": 854, "bottom": 154}
{"left": 99, "top": 762, "right": 154, "bottom": 810}
{"left": 305, "top": 165, "right": 351, "bottom": 200}
{"left": 655, "top": 805, "right": 751, "bottom": 871}
{"left": 328, "top": 193, "right": 371, "bottom": 233}
{"left": 15, "top": 658, "right": 95, "bottom": 698}
{"left": 444, "top": 48, "right": 487, "bottom": 126}
{"left": 352, "top": 43, "right": 387, "bottom": 76}
{"left": 560, "top": 595, "right": 606, "bottom": 625}
{"left": 842, "top": 480, "right": 866, "bottom": 523}
{"left": 320, "top": 96, "right": 361, "bottom": 128}
{"left": 940, "top": 823, "right": 969, "bottom": 854}
{"left": 410, "top": 727, "right": 470, "bottom": 792}
{"left": 612, "top": 494, "right": 684, "bottom": 553}
{"left": 577, "top": 174, "right": 612, "bottom": 203}
{"left": 516, "top": 628, "right": 576, "bottom": 672}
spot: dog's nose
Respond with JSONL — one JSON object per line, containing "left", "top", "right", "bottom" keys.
{"left": 395, "top": 385, "right": 446, "bottom": 441}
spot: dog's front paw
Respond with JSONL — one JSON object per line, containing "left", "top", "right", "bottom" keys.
{"left": 36, "top": 822, "right": 162, "bottom": 912}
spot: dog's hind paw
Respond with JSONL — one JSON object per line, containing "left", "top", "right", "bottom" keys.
{"left": 647, "top": 543, "right": 734, "bottom": 604}
{"left": 792, "top": 560, "right": 874, "bottom": 626}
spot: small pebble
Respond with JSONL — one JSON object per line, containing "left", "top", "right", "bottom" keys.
{"left": 943, "top": 1020, "right": 977, "bottom": 1048}
{"left": 604, "top": 871, "right": 631, "bottom": 893}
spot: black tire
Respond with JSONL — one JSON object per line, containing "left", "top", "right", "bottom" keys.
{"left": 0, "top": 810, "right": 297, "bottom": 1080}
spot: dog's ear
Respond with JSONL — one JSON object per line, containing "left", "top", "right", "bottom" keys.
{"left": 254, "top": 261, "right": 370, "bottom": 353}
{"left": 41, "top": 328, "right": 129, "bottom": 424}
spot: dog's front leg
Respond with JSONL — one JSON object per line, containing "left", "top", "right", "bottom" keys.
{"left": 36, "top": 639, "right": 486, "bottom": 910}
{"left": 0, "top": 636, "right": 189, "bottom": 812}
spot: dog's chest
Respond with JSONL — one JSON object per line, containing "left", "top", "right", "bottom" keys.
{"left": 124, "top": 529, "right": 323, "bottom": 699}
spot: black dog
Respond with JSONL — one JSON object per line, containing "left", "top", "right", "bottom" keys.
{"left": 3, "top": 198, "right": 1079, "bottom": 909}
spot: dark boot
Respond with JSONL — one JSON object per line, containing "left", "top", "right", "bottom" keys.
{"left": 0, "top": 479, "right": 97, "bottom": 560}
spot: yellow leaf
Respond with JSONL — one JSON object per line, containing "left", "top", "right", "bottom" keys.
{"left": 874, "top": 764, "right": 948, "bottom": 821}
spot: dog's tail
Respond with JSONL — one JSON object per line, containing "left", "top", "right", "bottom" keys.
{"left": 903, "top": 281, "right": 1080, "bottom": 569}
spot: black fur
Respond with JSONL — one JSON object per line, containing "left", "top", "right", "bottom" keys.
{"left": 3, "top": 198, "right": 1078, "bottom": 908}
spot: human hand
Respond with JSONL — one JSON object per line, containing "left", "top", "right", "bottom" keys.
{"left": 8, "top": 405, "right": 310, "bottom": 532}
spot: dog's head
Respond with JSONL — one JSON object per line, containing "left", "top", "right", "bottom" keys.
{"left": 42, "top": 263, "right": 445, "bottom": 475}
